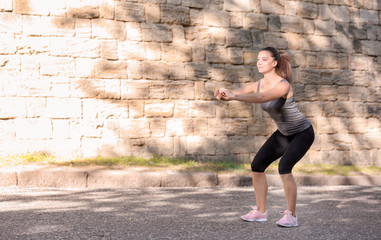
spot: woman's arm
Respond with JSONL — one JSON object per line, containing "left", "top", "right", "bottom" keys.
{"left": 215, "top": 82, "right": 258, "bottom": 100}
{"left": 221, "top": 81, "right": 290, "bottom": 103}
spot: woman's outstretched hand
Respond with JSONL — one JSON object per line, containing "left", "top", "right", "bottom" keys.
{"left": 214, "top": 88, "right": 234, "bottom": 101}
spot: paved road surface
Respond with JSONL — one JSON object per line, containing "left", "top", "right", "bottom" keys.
{"left": 0, "top": 186, "right": 380, "bottom": 240}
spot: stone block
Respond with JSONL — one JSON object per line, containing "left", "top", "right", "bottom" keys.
{"left": 40, "top": 57, "right": 75, "bottom": 77}
{"left": 182, "top": 66, "right": 202, "bottom": 84}
{"left": 147, "top": 137, "right": 174, "bottom": 156}
{"left": 120, "top": 119, "right": 150, "bottom": 138}
{"left": 0, "top": 170, "right": 17, "bottom": 186}
{"left": 280, "top": 15, "right": 303, "bottom": 33}
{"left": 173, "top": 100, "right": 189, "bottom": 118}
{"left": 204, "top": 9, "right": 230, "bottom": 27}
{"left": 319, "top": 4, "right": 330, "bottom": 20}
{"left": 189, "top": 9, "right": 204, "bottom": 26}
{"left": 161, "top": 170, "right": 218, "bottom": 187}
{"left": 149, "top": 118, "right": 166, "bottom": 137}
{"left": 314, "top": 20, "right": 336, "bottom": 36}
{"left": 68, "top": 39, "right": 100, "bottom": 58}
{"left": 228, "top": 136, "right": 255, "bottom": 154}
{"left": 268, "top": 15, "right": 281, "bottom": 31}
{"left": 227, "top": 29, "right": 252, "bottom": 47}
{"left": 142, "top": 62, "right": 169, "bottom": 80}
{"left": 101, "top": 40, "right": 118, "bottom": 60}
{"left": 23, "top": 16, "right": 75, "bottom": 37}
{"left": 186, "top": 136, "right": 216, "bottom": 155}
{"left": 67, "top": 0, "right": 100, "bottom": 18}
{"left": 264, "top": 32, "right": 288, "bottom": 49}
{"left": 145, "top": 101, "right": 174, "bottom": 118}
{"left": 47, "top": 98, "right": 82, "bottom": 119}
{"left": 169, "top": 62, "right": 186, "bottom": 80}
{"left": 142, "top": 23, "right": 172, "bottom": 43}
{"left": 230, "top": 12, "right": 243, "bottom": 28}
{"left": 0, "top": 0, "right": 12, "bottom": 11}
{"left": 15, "top": 118, "right": 52, "bottom": 139}
{"left": 18, "top": 168, "right": 88, "bottom": 188}
{"left": 143, "top": 42, "right": 160, "bottom": 61}
{"left": 362, "top": 41, "right": 381, "bottom": 56}
{"left": 100, "top": 0, "right": 114, "bottom": 19}
{"left": 128, "top": 100, "right": 144, "bottom": 118}
{"left": 88, "top": 169, "right": 161, "bottom": 188}
{"left": 247, "top": 118, "right": 272, "bottom": 136}
{"left": 162, "top": 44, "right": 192, "bottom": 62}
{"left": 172, "top": 25, "right": 186, "bottom": 44}
{"left": 359, "top": 9, "right": 379, "bottom": 24}
{"left": 115, "top": 2, "right": 145, "bottom": 22}
{"left": 95, "top": 59, "right": 127, "bottom": 79}
{"left": 194, "top": 81, "right": 212, "bottom": 100}
{"left": 183, "top": 0, "right": 210, "bottom": 9}
{"left": 126, "top": 22, "right": 142, "bottom": 41}
{"left": 0, "top": 34, "right": 16, "bottom": 54}
{"left": 244, "top": 13, "right": 267, "bottom": 30}
{"left": 317, "top": 117, "right": 348, "bottom": 134}
{"left": 228, "top": 47, "right": 243, "bottom": 64}
{"left": 349, "top": 54, "right": 370, "bottom": 70}
{"left": 75, "top": 58, "right": 95, "bottom": 78}
{"left": 92, "top": 19, "right": 126, "bottom": 40}
{"left": 330, "top": 5, "right": 350, "bottom": 22}
{"left": 75, "top": 19, "right": 91, "bottom": 38}
{"left": 189, "top": 101, "right": 215, "bottom": 118}
{"left": 225, "top": 65, "right": 253, "bottom": 83}
{"left": 0, "top": 13, "right": 22, "bottom": 34}
{"left": 243, "top": 51, "right": 258, "bottom": 65}
{"left": 335, "top": 101, "right": 364, "bottom": 117}
{"left": 166, "top": 119, "right": 193, "bottom": 137}
{"left": 261, "top": 0, "right": 285, "bottom": 14}
{"left": 224, "top": 0, "right": 254, "bottom": 11}
{"left": 161, "top": 5, "right": 190, "bottom": 25}
{"left": 145, "top": 3, "right": 160, "bottom": 23}
{"left": 0, "top": 120, "right": 16, "bottom": 138}
{"left": 228, "top": 101, "right": 252, "bottom": 118}
{"left": 206, "top": 45, "right": 228, "bottom": 64}
{"left": 284, "top": 32, "right": 300, "bottom": 50}
{"left": 297, "top": 1, "right": 318, "bottom": 19}
{"left": 121, "top": 80, "right": 150, "bottom": 99}
{"left": 208, "top": 118, "right": 248, "bottom": 136}
{"left": 118, "top": 41, "right": 146, "bottom": 61}
{"left": 14, "top": 0, "right": 50, "bottom": 15}
{"left": 165, "top": 81, "right": 195, "bottom": 99}
{"left": 0, "top": 98, "right": 26, "bottom": 119}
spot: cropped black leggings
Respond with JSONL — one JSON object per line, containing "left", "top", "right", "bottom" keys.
{"left": 251, "top": 126, "right": 315, "bottom": 175}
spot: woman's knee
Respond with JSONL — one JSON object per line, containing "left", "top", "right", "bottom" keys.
{"left": 278, "top": 164, "right": 293, "bottom": 175}
{"left": 251, "top": 161, "right": 266, "bottom": 172}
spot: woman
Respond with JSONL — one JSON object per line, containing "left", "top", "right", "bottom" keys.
{"left": 215, "top": 47, "right": 314, "bottom": 228}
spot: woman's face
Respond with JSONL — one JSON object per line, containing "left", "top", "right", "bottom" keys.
{"left": 257, "top": 51, "right": 277, "bottom": 74}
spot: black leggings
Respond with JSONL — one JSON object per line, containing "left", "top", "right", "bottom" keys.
{"left": 251, "top": 126, "right": 315, "bottom": 175}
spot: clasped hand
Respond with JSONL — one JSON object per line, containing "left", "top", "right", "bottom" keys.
{"left": 214, "top": 88, "right": 234, "bottom": 101}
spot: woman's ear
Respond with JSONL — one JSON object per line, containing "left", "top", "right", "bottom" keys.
{"left": 272, "top": 61, "right": 278, "bottom": 68}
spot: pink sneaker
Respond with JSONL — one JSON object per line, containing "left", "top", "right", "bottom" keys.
{"left": 276, "top": 210, "right": 298, "bottom": 227}
{"left": 240, "top": 206, "right": 268, "bottom": 222}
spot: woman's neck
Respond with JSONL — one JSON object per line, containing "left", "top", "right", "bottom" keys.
{"left": 262, "top": 71, "right": 282, "bottom": 83}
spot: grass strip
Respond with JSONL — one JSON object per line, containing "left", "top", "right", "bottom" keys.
{"left": 1, "top": 154, "right": 380, "bottom": 176}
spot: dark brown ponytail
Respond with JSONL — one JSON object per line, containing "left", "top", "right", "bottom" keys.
{"left": 260, "top": 47, "right": 293, "bottom": 86}
{"left": 277, "top": 52, "right": 292, "bottom": 86}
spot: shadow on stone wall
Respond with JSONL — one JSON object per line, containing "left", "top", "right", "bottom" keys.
{"left": 43, "top": 0, "right": 380, "bottom": 165}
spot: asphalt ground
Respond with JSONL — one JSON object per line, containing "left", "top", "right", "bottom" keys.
{"left": 0, "top": 186, "right": 380, "bottom": 240}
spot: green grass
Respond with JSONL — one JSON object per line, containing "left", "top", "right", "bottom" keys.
{"left": 1, "top": 154, "right": 380, "bottom": 176}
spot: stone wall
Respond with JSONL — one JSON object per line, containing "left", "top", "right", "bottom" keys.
{"left": 0, "top": 0, "right": 380, "bottom": 165}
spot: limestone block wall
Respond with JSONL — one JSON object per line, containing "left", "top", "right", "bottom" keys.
{"left": 0, "top": 0, "right": 380, "bottom": 165}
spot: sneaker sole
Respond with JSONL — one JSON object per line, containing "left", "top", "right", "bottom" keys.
{"left": 276, "top": 223, "right": 299, "bottom": 228}
{"left": 240, "top": 217, "right": 268, "bottom": 222}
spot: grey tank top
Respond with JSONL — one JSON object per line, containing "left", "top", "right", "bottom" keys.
{"left": 258, "top": 79, "right": 311, "bottom": 136}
